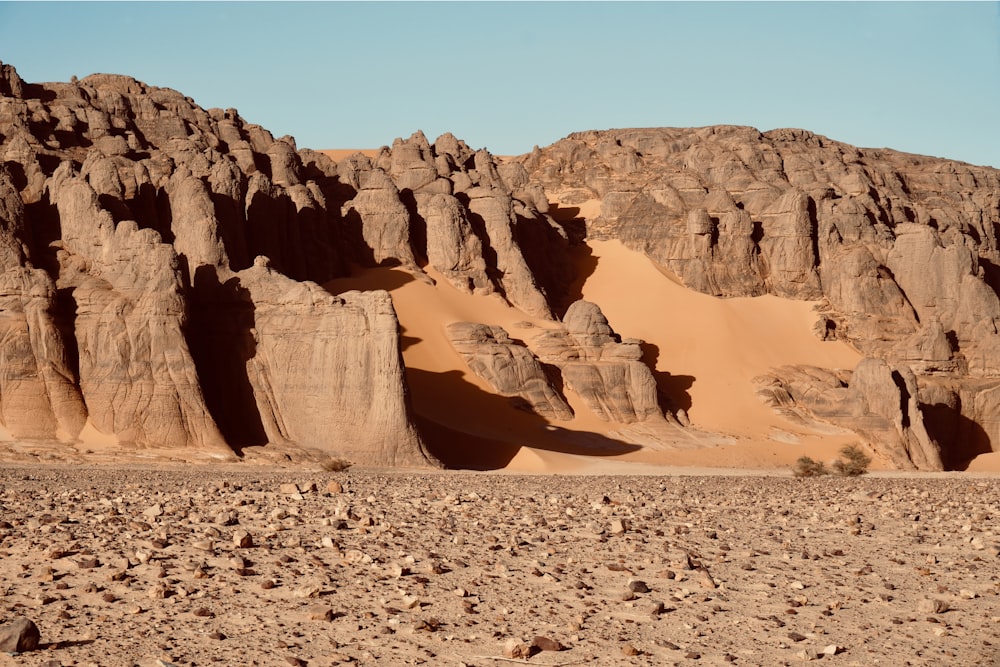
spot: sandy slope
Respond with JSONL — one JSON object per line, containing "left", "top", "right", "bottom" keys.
{"left": 317, "top": 148, "right": 379, "bottom": 161}
{"left": 578, "top": 240, "right": 862, "bottom": 437}
{"left": 326, "top": 238, "right": 875, "bottom": 473}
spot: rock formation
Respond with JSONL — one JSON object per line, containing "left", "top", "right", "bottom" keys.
{"left": 524, "top": 127, "right": 1000, "bottom": 469}
{"left": 3, "top": 61, "right": 1000, "bottom": 469}
{"left": 533, "top": 301, "right": 665, "bottom": 424}
{"left": 0, "top": 63, "right": 461, "bottom": 465}
{"left": 446, "top": 322, "right": 574, "bottom": 421}
{"left": 447, "top": 301, "right": 669, "bottom": 428}
{"left": 0, "top": 63, "right": 580, "bottom": 465}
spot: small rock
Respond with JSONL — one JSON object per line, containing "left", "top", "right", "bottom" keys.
{"left": 628, "top": 580, "right": 650, "bottom": 593}
{"left": 233, "top": 530, "right": 254, "bottom": 548}
{"left": 0, "top": 617, "right": 41, "bottom": 652}
{"left": 795, "top": 648, "right": 819, "bottom": 661}
{"left": 622, "top": 643, "right": 640, "bottom": 656}
{"left": 696, "top": 566, "right": 717, "bottom": 589}
{"left": 918, "top": 598, "right": 950, "bottom": 614}
{"left": 503, "top": 638, "right": 532, "bottom": 659}
{"left": 532, "top": 635, "right": 564, "bottom": 652}
{"left": 820, "top": 645, "right": 841, "bottom": 656}
{"left": 327, "top": 481, "right": 344, "bottom": 494}
{"left": 76, "top": 556, "right": 100, "bottom": 569}
{"left": 304, "top": 604, "right": 334, "bottom": 621}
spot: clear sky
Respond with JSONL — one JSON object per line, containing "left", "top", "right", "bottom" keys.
{"left": 1, "top": 1, "right": 998, "bottom": 167}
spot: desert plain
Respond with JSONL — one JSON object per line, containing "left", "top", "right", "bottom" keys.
{"left": 1, "top": 464, "right": 999, "bottom": 667}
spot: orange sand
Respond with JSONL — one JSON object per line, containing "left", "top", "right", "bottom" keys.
{"left": 325, "top": 238, "right": 886, "bottom": 472}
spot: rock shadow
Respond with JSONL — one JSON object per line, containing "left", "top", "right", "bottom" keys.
{"left": 322, "top": 265, "right": 416, "bottom": 296}
{"left": 640, "top": 342, "right": 694, "bottom": 415}
{"left": 921, "top": 401, "right": 993, "bottom": 470}
{"left": 406, "top": 367, "right": 641, "bottom": 470}
{"left": 187, "top": 265, "right": 266, "bottom": 455}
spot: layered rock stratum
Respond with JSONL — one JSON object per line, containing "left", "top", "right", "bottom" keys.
{"left": 1, "top": 62, "right": 999, "bottom": 470}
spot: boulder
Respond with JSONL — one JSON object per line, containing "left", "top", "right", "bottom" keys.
{"left": 446, "top": 322, "right": 573, "bottom": 421}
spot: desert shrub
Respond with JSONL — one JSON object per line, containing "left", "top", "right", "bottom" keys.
{"left": 832, "top": 444, "right": 871, "bottom": 477}
{"left": 793, "top": 456, "right": 829, "bottom": 477}
{"left": 318, "top": 456, "right": 352, "bottom": 472}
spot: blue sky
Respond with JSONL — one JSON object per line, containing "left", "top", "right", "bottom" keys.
{"left": 1, "top": 1, "right": 998, "bottom": 167}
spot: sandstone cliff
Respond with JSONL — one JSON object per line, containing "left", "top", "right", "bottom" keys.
{"left": 523, "top": 127, "right": 1000, "bottom": 469}
{"left": 3, "top": 61, "right": 1000, "bottom": 470}
{"left": 0, "top": 62, "right": 581, "bottom": 465}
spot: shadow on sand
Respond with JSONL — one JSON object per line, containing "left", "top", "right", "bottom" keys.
{"left": 406, "top": 367, "right": 641, "bottom": 470}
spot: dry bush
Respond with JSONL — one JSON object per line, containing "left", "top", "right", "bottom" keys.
{"left": 832, "top": 444, "right": 871, "bottom": 477}
{"left": 793, "top": 456, "right": 829, "bottom": 478}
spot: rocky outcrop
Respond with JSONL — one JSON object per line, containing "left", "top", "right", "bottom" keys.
{"left": 446, "top": 322, "right": 574, "bottom": 421}
{"left": 4, "top": 60, "right": 1000, "bottom": 469}
{"left": 533, "top": 301, "right": 664, "bottom": 424}
{"left": 190, "top": 259, "right": 434, "bottom": 466}
{"left": 0, "top": 62, "right": 442, "bottom": 465}
{"left": 755, "top": 358, "right": 943, "bottom": 471}
{"left": 523, "top": 126, "right": 1000, "bottom": 364}
{"left": 334, "top": 131, "right": 571, "bottom": 318}
{"left": 525, "top": 126, "right": 1000, "bottom": 468}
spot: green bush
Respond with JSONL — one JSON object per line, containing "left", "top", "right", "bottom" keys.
{"left": 832, "top": 444, "right": 871, "bottom": 477}
{"left": 793, "top": 456, "right": 829, "bottom": 477}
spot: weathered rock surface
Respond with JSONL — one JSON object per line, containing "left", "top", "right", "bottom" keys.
{"left": 534, "top": 301, "right": 664, "bottom": 424}
{"left": 4, "top": 60, "right": 1000, "bottom": 469}
{"left": 446, "top": 322, "right": 574, "bottom": 421}
{"left": 755, "top": 359, "right": 943, "bottom": 471}
{"left": 525, "top": 127, "right": 1000, "bottom": 468}
{"left": 0, "top": 616, "right": 40, "bottom": 653}
{"left": 192, "top": 258, "right": 434, "bottom": 466}
{"left": 0, "top": 62, "right": 442, "bottom": 465}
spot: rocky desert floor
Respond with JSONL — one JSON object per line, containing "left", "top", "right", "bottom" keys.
{"left": 0, "top": 464, "right": 998, "bottom": 667}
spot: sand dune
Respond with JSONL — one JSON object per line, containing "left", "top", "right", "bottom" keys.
{"left": 326, "top": 239, "right": 871, "bottom": 472}
{"left": 578, "top": 240, "right": 862, "bottom": 436}
{"left": 317, "top": 148, "right": 380, "bottom": 162}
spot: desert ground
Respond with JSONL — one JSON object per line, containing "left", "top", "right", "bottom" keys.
{"left": 0, "top": 463, "right": 998, "bottom": 667}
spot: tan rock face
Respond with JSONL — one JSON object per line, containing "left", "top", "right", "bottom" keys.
{"left": 4, "top": 59, "right": 1000, "bottom": 469}
{"left": 0, "top": 62, "right": 438, "bottom": 466}
{"left": 525, "top": 127, "right": 1000, "bottom": 469}
{"left": 446, "top": 322, "right": 574, "bottom": 421}
{"left": 534, "top": 301, "right": 663, "bottom": 424}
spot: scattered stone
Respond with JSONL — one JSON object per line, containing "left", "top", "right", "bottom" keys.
{"left": 233, "top": 530, "right": 254, "bottom": 548}
{"left": 0, "top": 617, "right": 40, "bottom": 652}
{"left": 532, "top": 635, "right": 564, "bottom": 652}
{"left": 628, "top": 580, "right": 650, "bottom": 593}
{"left": 621, "top": 643, "right": 640, "bottom": 656}
{"left": 502, "top": 638, "right": 532, "bottom": 659}
{"left": 303, "top": 604, "right": 334, "bottom": 621}
{"left": 918, "top": 598, "right": 950, "bottom": 614}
